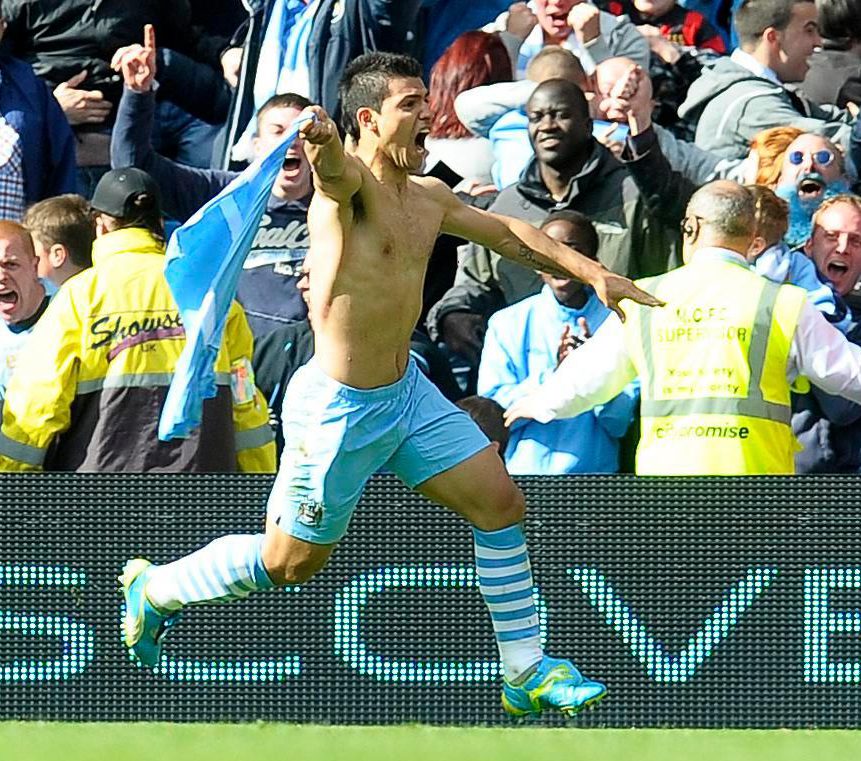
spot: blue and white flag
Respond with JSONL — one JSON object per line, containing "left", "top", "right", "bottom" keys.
{"left": 158, "top": 116, "right": 311, "bottom": 441}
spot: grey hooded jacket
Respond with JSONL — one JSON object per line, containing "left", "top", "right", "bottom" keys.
{"left": 679, "top": 56, "right": 855, "bottom": 160}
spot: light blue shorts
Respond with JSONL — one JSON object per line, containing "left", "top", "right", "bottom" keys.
{"left": 266, "top": 358, "right": 490, "bottom": 544}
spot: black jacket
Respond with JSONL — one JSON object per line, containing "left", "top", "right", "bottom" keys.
{"left": 1, "top": 0, "right": 229, "bottom": 122}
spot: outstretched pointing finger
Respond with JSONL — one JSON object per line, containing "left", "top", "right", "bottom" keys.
{"left": 144, "top": 23, "right": 156, "bottom": 51}
{"left": 627, "top": 282, "right": 664, "bottom": 308}
{"left": 612, "top": 283, "right": 663, "bottom": 322}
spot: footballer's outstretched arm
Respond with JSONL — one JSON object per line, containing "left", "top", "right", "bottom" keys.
{"left": 299, "top": 105, "right": 363, "bottom": 202}
{"left": 433, "top": 179, "right": 662, "bottom": 321}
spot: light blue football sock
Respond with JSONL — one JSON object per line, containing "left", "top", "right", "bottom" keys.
{"left": 144, "top": 534, "right": 274, "bottom": 612}
{"left": 473, "top": 524, "right": 543, "bottom": 682}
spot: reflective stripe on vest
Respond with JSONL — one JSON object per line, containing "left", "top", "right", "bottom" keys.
{"left": 638, "top": 276, "right": 791, "bottom": 425}
{"left": 76, "top": 372, "right": 231, "bottom": 396}
{"left": 235, "top": 422, "right": 274, "bottom": 451}
{"left": 0, "top": 430, "right": 47, "bottom": 466}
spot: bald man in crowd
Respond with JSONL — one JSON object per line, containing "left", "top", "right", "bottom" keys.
{"left": 773, "top": 132, "right": 852, "bottom": 247}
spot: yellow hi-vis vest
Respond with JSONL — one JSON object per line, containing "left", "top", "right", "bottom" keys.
{"left": 622, "top": 254, "right": 808, "bottom": 475}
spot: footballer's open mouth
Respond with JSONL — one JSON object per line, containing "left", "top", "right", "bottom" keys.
{"left": 415, "top": 130, "right": 429, "bottom": 152}
{"left": 0, "top": 288, "right": 18, "bottom": 307}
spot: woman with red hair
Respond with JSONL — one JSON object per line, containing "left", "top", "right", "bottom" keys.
{"left": 425, "top": 30, "right": 512, "bottom": 188}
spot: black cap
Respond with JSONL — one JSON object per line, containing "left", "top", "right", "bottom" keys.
{"left": 90, "top": 168, "right": 162, "bottom": 220}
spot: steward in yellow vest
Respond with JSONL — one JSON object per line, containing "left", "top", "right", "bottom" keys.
{"left": 624, "top": 250, "right": 806, "bottom": 474}
{"left": 504, "top": 181, "right": 861, "bottom": 475}
{"left": 0, "top": 169, "right": 276, "bottom": 472}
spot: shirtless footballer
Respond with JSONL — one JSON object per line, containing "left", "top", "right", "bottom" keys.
{"left": 121, "top": 51, "right": 660, "bottom": 718}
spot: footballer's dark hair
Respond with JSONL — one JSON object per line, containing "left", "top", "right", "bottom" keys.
{"left": 339, "top": 52, "right": 424, "bottom": 141}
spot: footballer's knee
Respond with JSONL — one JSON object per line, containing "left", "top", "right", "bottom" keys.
{"left": 262, "top": 522, "right": 333, "bottom": 586}
{"left": 471, "top": 481, "right": 526, "bottom": 531}
{"left": 265, "top": 553, "right": 327, "bottom": 586}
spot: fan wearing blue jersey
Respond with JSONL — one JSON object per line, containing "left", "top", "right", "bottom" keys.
{"left": 120, "top": 51, "right": 662, "bottom": 717}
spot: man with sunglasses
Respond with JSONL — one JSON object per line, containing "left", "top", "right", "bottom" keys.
{"left": 505, "top": 180, "right": 861, "bottom": 474}
{"left": 775, "top": 133, "right": 853, "bottom": 247}
{"left": 602, "top": 72, "right": 850, "bottom": 330}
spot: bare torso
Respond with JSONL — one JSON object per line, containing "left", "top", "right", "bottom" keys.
{"left": 306, "top": 167, "right": 445, "bottom": 388}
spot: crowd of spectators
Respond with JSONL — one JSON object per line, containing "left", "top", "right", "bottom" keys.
{"left": 1, "top": 0, "right": 861, "bottom": 475}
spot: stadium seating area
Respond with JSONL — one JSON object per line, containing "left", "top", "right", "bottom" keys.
{"left": 1, "top": 0, "right": 861, "bottom": 474}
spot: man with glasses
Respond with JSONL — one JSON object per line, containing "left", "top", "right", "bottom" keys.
{"left": 505, "top": 180, "right": 861, "bottom": 474}
{"left": 774, "top": 133, "right": 853, "bottom": 246}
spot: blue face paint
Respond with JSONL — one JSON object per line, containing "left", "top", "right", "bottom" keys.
{"left": 776, "top": 176, "right": 852, "bottom": 247}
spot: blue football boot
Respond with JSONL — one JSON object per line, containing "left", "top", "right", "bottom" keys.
{"left": 119, "top": 558, "right": 179, "bottom": 668}
{"left": 501, "top": 656, "right": 607, "bottom": 718}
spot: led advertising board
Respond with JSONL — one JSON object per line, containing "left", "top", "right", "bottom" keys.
{"left": 1, "top": 474, "right": 860, "bottom": 726}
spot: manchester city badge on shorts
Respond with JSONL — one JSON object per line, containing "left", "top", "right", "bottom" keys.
{"left": 297, "top": 500, "right": 324, "bottom": 528}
